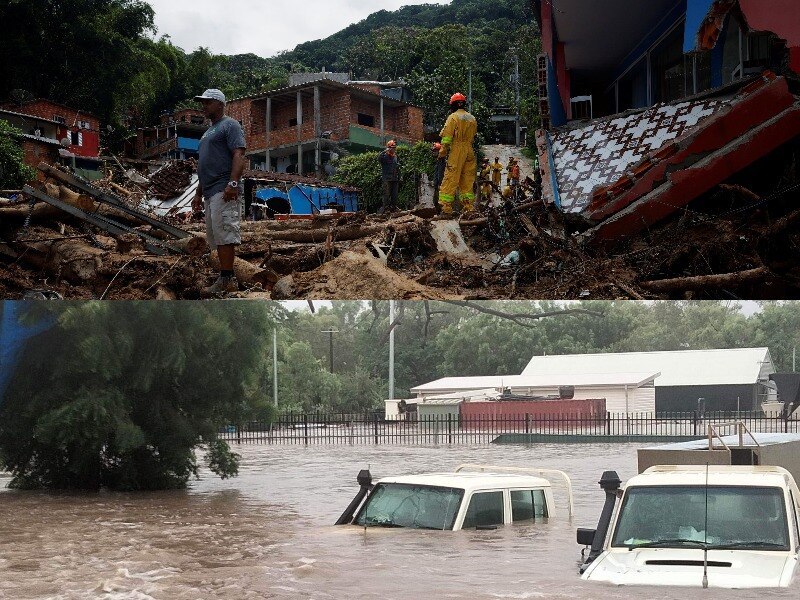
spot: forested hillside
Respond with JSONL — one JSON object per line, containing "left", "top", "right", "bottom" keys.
{"left": 0, "top": 0, "right": 539, "bottom": 149}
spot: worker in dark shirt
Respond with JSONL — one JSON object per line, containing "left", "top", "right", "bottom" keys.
{"left": 191, "top": 88, "right": 246, "bottom": 295}
{"left": 378, "top": 140, "right": 400, "bottom": 213}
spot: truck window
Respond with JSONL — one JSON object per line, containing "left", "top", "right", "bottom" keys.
{"left": 462, "top": 491, "right": 504, "bottom": 529}
{"left": 511, "top": 489, "right": 548, "bottom": 521}
{"left": 612, "top": 486, "right": 790, "bottom": 550}
{"left": 355, "top": 483, "right": 463, "bottom": 530}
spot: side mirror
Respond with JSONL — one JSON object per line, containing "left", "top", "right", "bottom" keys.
{"left": 577, "top": 527, "right": 596, "bottom": 546}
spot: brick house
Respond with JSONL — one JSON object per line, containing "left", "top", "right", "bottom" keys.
{"left": 0, "top": 109, "right": 68, "bottom": 180}
{"left": 0, "top": 99, "right": 101, "bottom": 158}
{"left": 227, "top": 77, "right": 424, "bottom": 176}
{"left": 130, "top": 108, "right": 210, "bottom": 160}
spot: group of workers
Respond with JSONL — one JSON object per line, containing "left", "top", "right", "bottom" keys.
{"left": 379, "top": 91, "right": 525, "bottom": 215}
{"left": 191, "top": 85, "right": 525, "bottom": 295}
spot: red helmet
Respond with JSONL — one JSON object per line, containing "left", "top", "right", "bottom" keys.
{"left": 449, "top": 92, "right": 467, "bottom": 104}
{"left": 386, "top": 139, "right": 397, "bottom": 148}
{"left": 432, "top": 142, "right": 442, "bottom": 151}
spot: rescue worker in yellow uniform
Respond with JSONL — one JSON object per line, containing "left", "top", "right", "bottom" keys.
{"left": 479, "top": 158, "right": 492, "bottom": 205}
{"left": 490, "top": 157, "right": 503, "bottom": 189}
{"left": 438, "top": 92, "right": 478, "bottom": 214}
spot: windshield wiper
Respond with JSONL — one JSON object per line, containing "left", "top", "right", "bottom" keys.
{"left": 706, "top": 541, "right": 787, "bottom": 550}
{"left": 630, "top": 538, "right": 709, "bottom": 549}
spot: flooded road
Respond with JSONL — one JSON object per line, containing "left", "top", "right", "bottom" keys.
{"left": 1, "top": 443, "right": 798, "bottom": 599}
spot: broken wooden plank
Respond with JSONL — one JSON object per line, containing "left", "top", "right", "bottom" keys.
{"left": 23, "top": 185, "right": 171, "bottom": 256}
{"left": 37, "top": 162, "right": 191, "bottom": 240}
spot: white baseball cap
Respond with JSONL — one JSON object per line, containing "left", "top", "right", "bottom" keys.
{"left": 194, "top": 89, "right": 226, "bottom": 104}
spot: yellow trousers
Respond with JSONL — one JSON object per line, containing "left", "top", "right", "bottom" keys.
{"left": 439, "top": 143, "right": 476, "bottom": 212}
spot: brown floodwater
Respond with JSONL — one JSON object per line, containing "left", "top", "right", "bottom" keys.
{"left": 1, "top": 442, "right": 798, "bottom": 599}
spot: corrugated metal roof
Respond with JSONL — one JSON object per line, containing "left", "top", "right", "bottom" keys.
{"left": 411, "top": 372, "right": 659, "bottom": 394}
{"left": 521, "top": 348, "right": 773, "bottom": 386}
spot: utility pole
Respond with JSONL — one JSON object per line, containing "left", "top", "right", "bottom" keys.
{"left": 513, "top": 51, "right": 521, "bottom": 147}
{"left": 321, "top": 329, "right": 338, "bottom": 373}
{"left": 273, "top": 328, "right": 278, "bottom": 407}
{"left": 389, "top": 300, "right": 395, "bottom": 402}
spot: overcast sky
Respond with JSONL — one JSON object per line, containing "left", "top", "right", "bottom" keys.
{"left": 147, "top": 0, "right": 451, "bottom": 58}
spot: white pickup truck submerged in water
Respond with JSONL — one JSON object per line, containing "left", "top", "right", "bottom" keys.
{"left": 336, "top": 464, "right": 574, "bottom": 531}
{"left": 578, "top": 465, "right": 800, "bottom": 588}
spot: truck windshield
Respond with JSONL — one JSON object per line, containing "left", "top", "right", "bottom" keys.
{"left": 611, "top": 486, "right": 790, "bottom": 550}
{"left": 355, "top": 483, "right": 464, "bottom": 530}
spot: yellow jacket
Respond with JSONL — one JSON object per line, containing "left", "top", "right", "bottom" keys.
{"left": 439, "top": 109, "right": 477, "bottom": 156}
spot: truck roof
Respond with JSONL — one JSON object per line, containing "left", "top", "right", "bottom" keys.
{"left": 375, "top": 472, "right": 552, "bottom": 492}
{"left": 630, "top": 465, "right": 796, "bottom": 489}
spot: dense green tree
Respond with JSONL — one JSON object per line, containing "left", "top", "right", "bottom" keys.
{"left": 333, "top": 141, "right": 436, "bottom": 211}
{"left": 0, "top": 120, "right": 37, "bottom": 187}
{"left": 0, "top": 302, "right": 282, "bottom": 490}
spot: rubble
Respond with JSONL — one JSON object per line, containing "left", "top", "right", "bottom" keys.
{"left": 1, "top": 143, "right": 799, "bottom": 299}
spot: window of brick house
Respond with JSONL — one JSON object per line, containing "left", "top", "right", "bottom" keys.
{"left": 357, "top": 113, "right": 375, "bottom": 127}
{"left": 289, "top": 117, "right": 298, "bottom": 127}
{"left": 53, "top": 115, "right": 66, "bottom": 124}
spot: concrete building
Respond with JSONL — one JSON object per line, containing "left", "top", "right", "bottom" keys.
{"left": 132, "top": 109, "right": 209, "bottom": 161}
{"left": 410, "top": 372, "right": 659, "bottom": 414}
{"left": 227, "top": 78, "right": 424, "bottom": 177}
{"left": 0, "top": 99, "right": 100, "bottom": 158}
{"left": 522, "top": 347, "right": 776, "bottom": 412}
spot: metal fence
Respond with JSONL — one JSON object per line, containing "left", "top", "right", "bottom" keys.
{"left": 218, "top": 411, "right": 800, "bottom": 445}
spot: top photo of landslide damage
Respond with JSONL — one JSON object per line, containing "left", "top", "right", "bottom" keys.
{"left": 1, "top": 0, "right": 799, "bottom": 301}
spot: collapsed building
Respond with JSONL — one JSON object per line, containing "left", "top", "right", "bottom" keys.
{"left": 533, "top": 0, "right": 800, "bottom": 292}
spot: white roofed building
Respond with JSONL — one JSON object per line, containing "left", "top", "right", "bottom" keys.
{"left": 521, "top": 348, "right": 776, "bottom": 413}
{"left": 409, "top": 372, "right": 659, "bottom": 414}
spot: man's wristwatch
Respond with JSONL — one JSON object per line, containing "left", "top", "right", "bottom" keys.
{"left": 227, "top": 181, "right": 239, "bottom": 189}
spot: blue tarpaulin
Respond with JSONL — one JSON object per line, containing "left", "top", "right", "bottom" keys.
{"left": 255, "top": 188, "right": 290, "bottom": 202}
{"left": 0, "top": 302, "right": 57, "bottom": 404}
{"left": 288, "top": 185, "right": 358, "bottom": 214}
{"left": 684, "top": 0, "right": 716, "bottom": 52}
{"left": 177, "top": 137, "right": 200, "bottom": 151}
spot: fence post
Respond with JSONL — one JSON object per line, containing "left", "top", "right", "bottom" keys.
{"left": 303, "top": 413, "right": 308, "bottom": 445}
{"left": 448, "top": 413, "right": 453, "bottom": 444}
{"left": 526, "top": 413, "right": 530, "bottom": 435}
{"left": 693, "top": 411, "right": 698, "bottom": 437}
{"left": 236, "top": 423, "right": 241, "bottom": 444}
{"left": 605, "top": 412, "right": 610, "bottom": 436}
{"left": 374, "top": 414, "right": 379, "bottom": 445}
{"left": 435, "top": 416, "right": 440, "bottom": 445}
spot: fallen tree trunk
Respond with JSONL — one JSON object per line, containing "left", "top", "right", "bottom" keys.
{"left": 640, "top": 266, "right": 770, "bottom": 293}
{"left": 165, "top": 235, "right": 209, "bottom": 257}
{"left": 13, "top": 237, "right": 107, "bottom": 283}
{"left": 208, "top": 251, "right": 279, "bottom": 288}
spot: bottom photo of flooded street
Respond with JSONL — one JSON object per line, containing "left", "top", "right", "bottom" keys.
{"left": 2, "top": 300, "right": 800, "bottom": 599}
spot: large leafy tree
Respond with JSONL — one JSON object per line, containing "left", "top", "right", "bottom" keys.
{"left": 0, "top": 120, "right": 37, "bottom": 187}
{"left": 0, "top": 302, "right": 281, "bottom": 490}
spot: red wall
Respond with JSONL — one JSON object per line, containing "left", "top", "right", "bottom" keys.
{"left": 740, "top": 0, "right": 800, "bottom": 74}
{"left": 460, "top": 398, "right": 607, "bottom": 426}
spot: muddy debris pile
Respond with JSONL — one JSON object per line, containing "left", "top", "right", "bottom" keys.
{"left": 1, "top": 161, "right": 799, "bottom": 299}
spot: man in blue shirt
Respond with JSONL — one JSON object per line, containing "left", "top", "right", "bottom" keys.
{"left": 191, "top": 89, "right": 247, "bottom": 295}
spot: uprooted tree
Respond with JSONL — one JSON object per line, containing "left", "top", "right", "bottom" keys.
{"left": 0, "top": 302, "right": 284, "bottom": 491}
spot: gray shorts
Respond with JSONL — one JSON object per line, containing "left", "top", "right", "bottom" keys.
{"left": 204, "top": 191, "right": 241, "bottom": 248}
